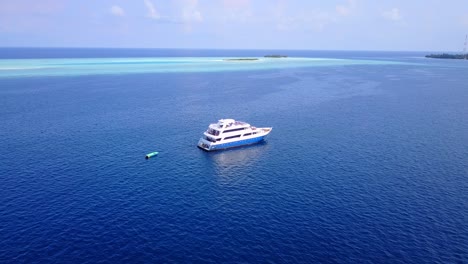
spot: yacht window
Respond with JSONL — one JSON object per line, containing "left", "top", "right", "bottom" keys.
{"left": 223, "top": 127, "right": 245, "bottom": 133}
{"left": 224, "top": 135, "right": 241, "bottom": 140}
{"left": 204, "top": 136, "right": 216, "bottom": 142}
{"left": 208, "top": 129, "right": 220, "bottom": 136}
{"left": 243, "top": 133, "right": 252, "bottom": 137}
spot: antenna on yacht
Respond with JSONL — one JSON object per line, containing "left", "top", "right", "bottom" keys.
{"left": 464, "top": 34, "right": 468, "bottom": 60}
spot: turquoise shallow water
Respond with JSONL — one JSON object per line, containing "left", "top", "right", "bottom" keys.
{"left": 0, "top": 56, "right": 406, "bottom": 78}
{"left": 0, "top": 48, "right": 467, "bottom": 263}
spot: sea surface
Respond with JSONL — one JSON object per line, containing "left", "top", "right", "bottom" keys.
{"left": 0, "top": 48, "right": 467, "bottom": 263}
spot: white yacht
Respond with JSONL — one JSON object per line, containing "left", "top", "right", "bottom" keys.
{"left": 198, "top": 119, "right": 272, "bottom": 151}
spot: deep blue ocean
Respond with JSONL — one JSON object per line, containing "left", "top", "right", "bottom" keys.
{"left": 0, "top": 48, "right": 467, "bottom": 263}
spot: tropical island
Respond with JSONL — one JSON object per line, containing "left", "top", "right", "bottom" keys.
{"left": 425, "top": 53, "right": 467, "bottom": 59}
{"left": 223, "top": 58, "right": 259, "bottom": 61}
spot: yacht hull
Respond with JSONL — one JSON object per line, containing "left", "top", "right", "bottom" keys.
{"left": 198, "top": 134, "right": 266, "bottom": 151}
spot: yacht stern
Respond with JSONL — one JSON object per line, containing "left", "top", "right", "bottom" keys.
{"left": 197, "top": 138, "right": 212, "bottom": 151}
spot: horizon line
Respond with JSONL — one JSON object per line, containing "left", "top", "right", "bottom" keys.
{"left": 0, "top": 46, "right": 457, "bottom": 53}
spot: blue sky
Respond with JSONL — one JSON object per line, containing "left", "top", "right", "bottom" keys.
{"left": 1, "top": 0, "right": 467, "bottom": 51}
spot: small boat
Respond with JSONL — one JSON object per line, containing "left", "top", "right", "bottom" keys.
{"left": 197, "top": 119, "right": 272, "bottom": 151}
{"left": 145, "top": 152, "right": 159, "bottom": 159}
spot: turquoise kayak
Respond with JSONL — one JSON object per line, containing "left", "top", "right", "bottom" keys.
{"left": 145, "top": 152, "right": 159, "bottom": 159}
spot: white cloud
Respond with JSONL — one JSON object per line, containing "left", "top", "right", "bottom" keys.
{"left": 181, "top": 0, "right": 203, "bottom": 22}
{"left": 336, "top": 0, "right": 356, "bottom": 16}
{"left": 336, "top": 5, "right": 350, "bottom": 16}
{"left": 110, "top": 5, "right": 125, "bottom": 17}
{"left": 144, "top": 0, "right": 160, "bottom": 19}
{"left": 221, "top": 0, "right": 252, "bottom": 23}
{"left": 309, "top": 12, "right": 336, "bottom": 32}
{"left": 141, "top": 0, "right": 201, "bottom": 32}
{"left": 223, "top": 0, "right": 250, "bottom": 10}
{"left": 382, "top": 8, "right": 402, "bottom": 21}
{"left": 274, "top": 0, "right": 354, "bottom": 33}
{"left": 276, "top": 12, "right": 336, "bottom": 32}
{"left": 179, "top": 0, "right": 203, "bottom": 32}
{"left": 273, "top": 1, "right": 335, "bottom": 32}
{"left": 182, "top": 9, "right": 202, "bottom": 22}
{"left": 462, "top": 14, "right": 468, "bottom": 27}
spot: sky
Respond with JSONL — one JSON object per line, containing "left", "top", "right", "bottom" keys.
{"left": 0, "top": 0, "right": 467, "bottom": 51}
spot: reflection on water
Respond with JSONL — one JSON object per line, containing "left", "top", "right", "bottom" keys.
{"left": 208, "top": 142, "right": 270, "bottom": 185}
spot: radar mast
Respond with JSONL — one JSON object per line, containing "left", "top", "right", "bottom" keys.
{"left": 464, "top": 34, "right": 467, "bottom": 60}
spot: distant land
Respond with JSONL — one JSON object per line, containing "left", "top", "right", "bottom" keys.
{"left": 425, "top": 53, "right": 467, "bottom": 59}
{"left": 223, "top": 58, "right": 259, "bottom": 61}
